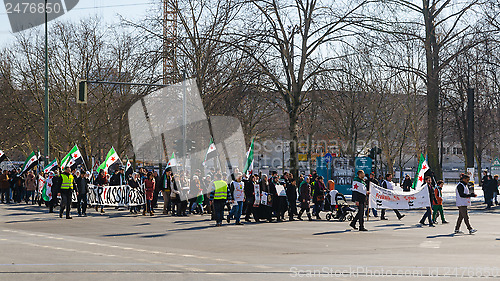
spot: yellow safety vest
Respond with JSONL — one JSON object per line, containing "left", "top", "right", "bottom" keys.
{"left": 213, "top": 180, "right": 228, "bottom": 200}
{"left": 60, "top": 174, "right": 74, "bottom": 190}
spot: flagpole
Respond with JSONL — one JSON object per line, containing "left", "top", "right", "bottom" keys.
{"left": 43, "top": 0, "right": 50, "bottom": 167}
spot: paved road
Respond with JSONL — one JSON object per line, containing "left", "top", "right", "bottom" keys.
{"left": 0, "top": 202, "right": 499, "bottom": 280}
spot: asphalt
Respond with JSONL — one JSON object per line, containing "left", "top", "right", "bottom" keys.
{"left": 0, "top": 201, "right": 499, "bottom": 280}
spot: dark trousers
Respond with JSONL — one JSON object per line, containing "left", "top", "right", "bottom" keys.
{"left": 352, "top": 201, "right": 365, "bottom": 228}
{"left": 313, "top": 201, "right": 324, "bottom": 217}
{"left": 0, "top": 189, "right": 10, "bottom": 203}
{"left": 59, "top": 189, "right": 72, "bottom": 218}
{"left": 213, "top": 199, "right": 226, "bottom": 224}
{"left": 288, "top": 200, "right": 297, "bottom": 219}
{"left": 455, "top": 206, "right": 472, "bottom": 231}
{"left": 152, "top": 187, "right": 161, "bottom": 208}
{"left": 381, "top": 209, "right": 403, "bottom": 219}
{"left": 244, "top": 200, "right": 254, "bottom": 220}
{"left": 419, "top": 206, "right": 433, "bottom": 225}
{"left": 77, "top": 193, "right": 87, "bottom": 215}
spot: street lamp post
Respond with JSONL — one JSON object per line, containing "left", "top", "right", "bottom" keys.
{"left": 43, "top": 0, "right": 49, "bottom": 165}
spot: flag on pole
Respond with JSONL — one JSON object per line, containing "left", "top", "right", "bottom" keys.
{"left": 203, "top": 138, "right": 217, "bottom": 164}
{"left": 18, "top": 151, "right": 39, "bottom": 176}
{"left": 97, "top": 147, "right": 120, "bottom": 173}
{"left": 125, "top": 157, "right": 133, "bottom": 177}
{"left": 43, "top": 158, "right": 59, "bottom": 174}
{"left": 167, "top": 152, "right": 177, "bottom": 168}
{"left": 0, "top": 150, "right": 6, "bottom": 164}
{"left": 60, "top": 145, "right": 83, "bottom": 169}
{"left": 243, "top": 138, "right": 255, "bottom": 177}
{"left": 42, "top": 171, "right": 54, "bottom": 201}
{"left": 412, "top": 154, "right": 430, "bottom": 190}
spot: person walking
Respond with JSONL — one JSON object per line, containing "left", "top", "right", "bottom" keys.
{"left": 312, "top": 176, "right": 327, "bottom": 220}
{"left": 350, "top": 170, "right": 369, "bottom": 231}
{"left": 297, "top": 176, "right": 312, "bottom": 221}
{"left": 419, "top": 176, "right": 435, "bottom": 227}
{"left": 128, "top": 172, "right": 141, "bottom": 214}
{"left": 227, "top": 173, "right": 244, "bottom": 225}
{"left": 455, "top": 174, "right": 477, "bottom": 235}
{"left": 95, "top": 170, "right": 107, "bottom": 214}
{"left": 484, "top": 175, "right": 495, "bottom": 210}
{"left": 380, "top": 174, "right": 405, "bottom": 220}
{"left": 493, "top": 175, "right": 499, "bottom": 206}
{"left": 286, "top": 176, "right": 298, "bottom": 221}
{"left": 160, "top": 167, "right": 174, "bottom": 215}
{"left": 212, "top": 173, "right": 229, "bottom": 227}
{"left": 24, "top": 171, "right": 36, "bottom": 204}
{"left": 0, "top": 170, "right": 10, "bottom": 203}
{"left": 76, "top": 171, "right": 90, "bottom": 217}
{"left": 58, "top": 167, "right": 75, "bottom": 219}
{"left": 432, "top": 180, "right": 448, "bottom": 224}
{"left": 143, "top": 172, "right": 155, "bottom": 216}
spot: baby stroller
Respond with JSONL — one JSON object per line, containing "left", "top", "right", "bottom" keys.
{"left": 325, "top": 193, "right": 356, "bottom": 222}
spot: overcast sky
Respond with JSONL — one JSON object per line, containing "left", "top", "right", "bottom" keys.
{"left": 0, "top": 0, "right": 157, "bottom": 45}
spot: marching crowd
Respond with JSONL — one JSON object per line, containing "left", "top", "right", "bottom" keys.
{"left": 0, "top": 165, "right": 493, "bottom": 234}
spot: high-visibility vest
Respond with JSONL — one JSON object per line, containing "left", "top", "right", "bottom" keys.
{"left": 60, "top": 174, "right": 74, "bottom": 190}
{"left": 213, "top": 180, "right": 228, "bottom": 200}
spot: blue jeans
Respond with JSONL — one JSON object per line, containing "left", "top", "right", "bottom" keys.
{"left": 228, "top": 201, "right": 244, "bottom": 223}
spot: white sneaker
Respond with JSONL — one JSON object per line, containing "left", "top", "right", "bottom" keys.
{"left": 454, "top": 230, "right": 464, "bottom": 234}
{"left": 469, "top": 229, "right": 477, "bottom": 234}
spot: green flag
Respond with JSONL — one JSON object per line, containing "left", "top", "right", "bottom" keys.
{"left": 243, "top": 138, "right": 255, "bottom": 176}
{"left": 97, "top": 147, "right": 120, "bottom": 173}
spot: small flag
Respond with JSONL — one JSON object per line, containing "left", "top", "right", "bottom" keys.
{"left": 97, "top": 147, "right": 120, "bottom": 173}
{"left": 412, "top": 154, "right": 430, "bottom": 189}
{"left": 167, "top": 152, "right": 177, "bottom": 168}
{"left": 0, "top": 150, "right": 6, "bottom": 164}
{"left": 18, "top": 151, "right": 39, "bottom": 176}
{"left": 125, "top": 158, "right": 133, "bottom": 177}
{"left": 61, "top": 145, "right": 83, "bottom": 169}
{"left": 352, "top": 180, "right": 367, "bottom": 195}
{"left": 43, "top": 158, "right": 59, "bottom": 174}
{"left": 243, "top": 138, "right": 255, "bottom": 177}
{"left": 203, "top": 138, "right": 217, "bottom": 163}
{"left": 42, "top": 172, "right": 54, "bottom": 201}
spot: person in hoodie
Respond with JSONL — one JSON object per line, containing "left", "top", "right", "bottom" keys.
{"left": 432, "top": 180, "right": 447, "bottom": 224}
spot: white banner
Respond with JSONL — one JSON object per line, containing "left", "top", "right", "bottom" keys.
{"left": 87, "top": 184, "right": 146, "bottom": 206}
{"left": 369, "top": 184, "right": 430, "bottom": 209}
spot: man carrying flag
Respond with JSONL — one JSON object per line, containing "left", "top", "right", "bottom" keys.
{"left": 350, "top": 170, "right": 369, "bottom": 231}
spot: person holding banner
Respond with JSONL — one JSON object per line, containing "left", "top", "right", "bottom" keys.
{"left": 350, "top": 170, "right": 368, "bottom": 231}
{"left": 419, "top": 176, "right": 436, "bottom": 227}
{"left": 380, "top": 174, "right": 405, "bottom": 220}
{"left": 455, "top": 174, "right": 477, "bottom": 235}
{"left": 76, "top": 171, "right": 90, "bottom": 217}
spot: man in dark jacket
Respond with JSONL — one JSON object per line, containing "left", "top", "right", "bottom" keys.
{"left": 402, "top": 175, "right": 412, "bottom": 192}
{"left": 285, "top": 177, "right": 298, "bottom": 221}
{"left": 76, "top": 171, "right": 90, "bottom": 216}
{"left": 419, "top": 176, "right": 436, "bottom": 227}
{"left": 297, "top": 177, "right": 312, "bottom": 221}
{"left": 243, "top": 175, "right": 255, "bottom": 222}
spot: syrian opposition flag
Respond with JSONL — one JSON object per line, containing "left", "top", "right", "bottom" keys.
{"left": 125, "top": 157, "right": 133, "bottom": 177}
{"left": 0, "top": 150, "right": 6, "bottom": 164}
{"left": 243, "top": 138, "right": 255, "bottom": 177}
{"left": 42, "top": 172, "right": 54, "bottom": 201}
{"left": 43, "top": 158, "right": 59, "bottom": 174}
{"left": 352, "top": 179, "right": 367, "bottom": 195}
{"left": 18, "top": 151, "right": 39, "bottom": 176}
{"left": 97, "top": 147, "right": 120, "bottom": 173}
{"left": 167, "top": 152, "right": 177, "bottom": 168}
{"left": 203, "top": 138, "right": 217, "bottom": 164}
{"left": 61, "top": 145, "right": 83, "bottom": 169}
{"left": 412, "top": 154, "right": 430, "bottom": 190}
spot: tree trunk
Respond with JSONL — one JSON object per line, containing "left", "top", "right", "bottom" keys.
{"left": 289, "top": 111, "right": 299, "bottom": 181}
